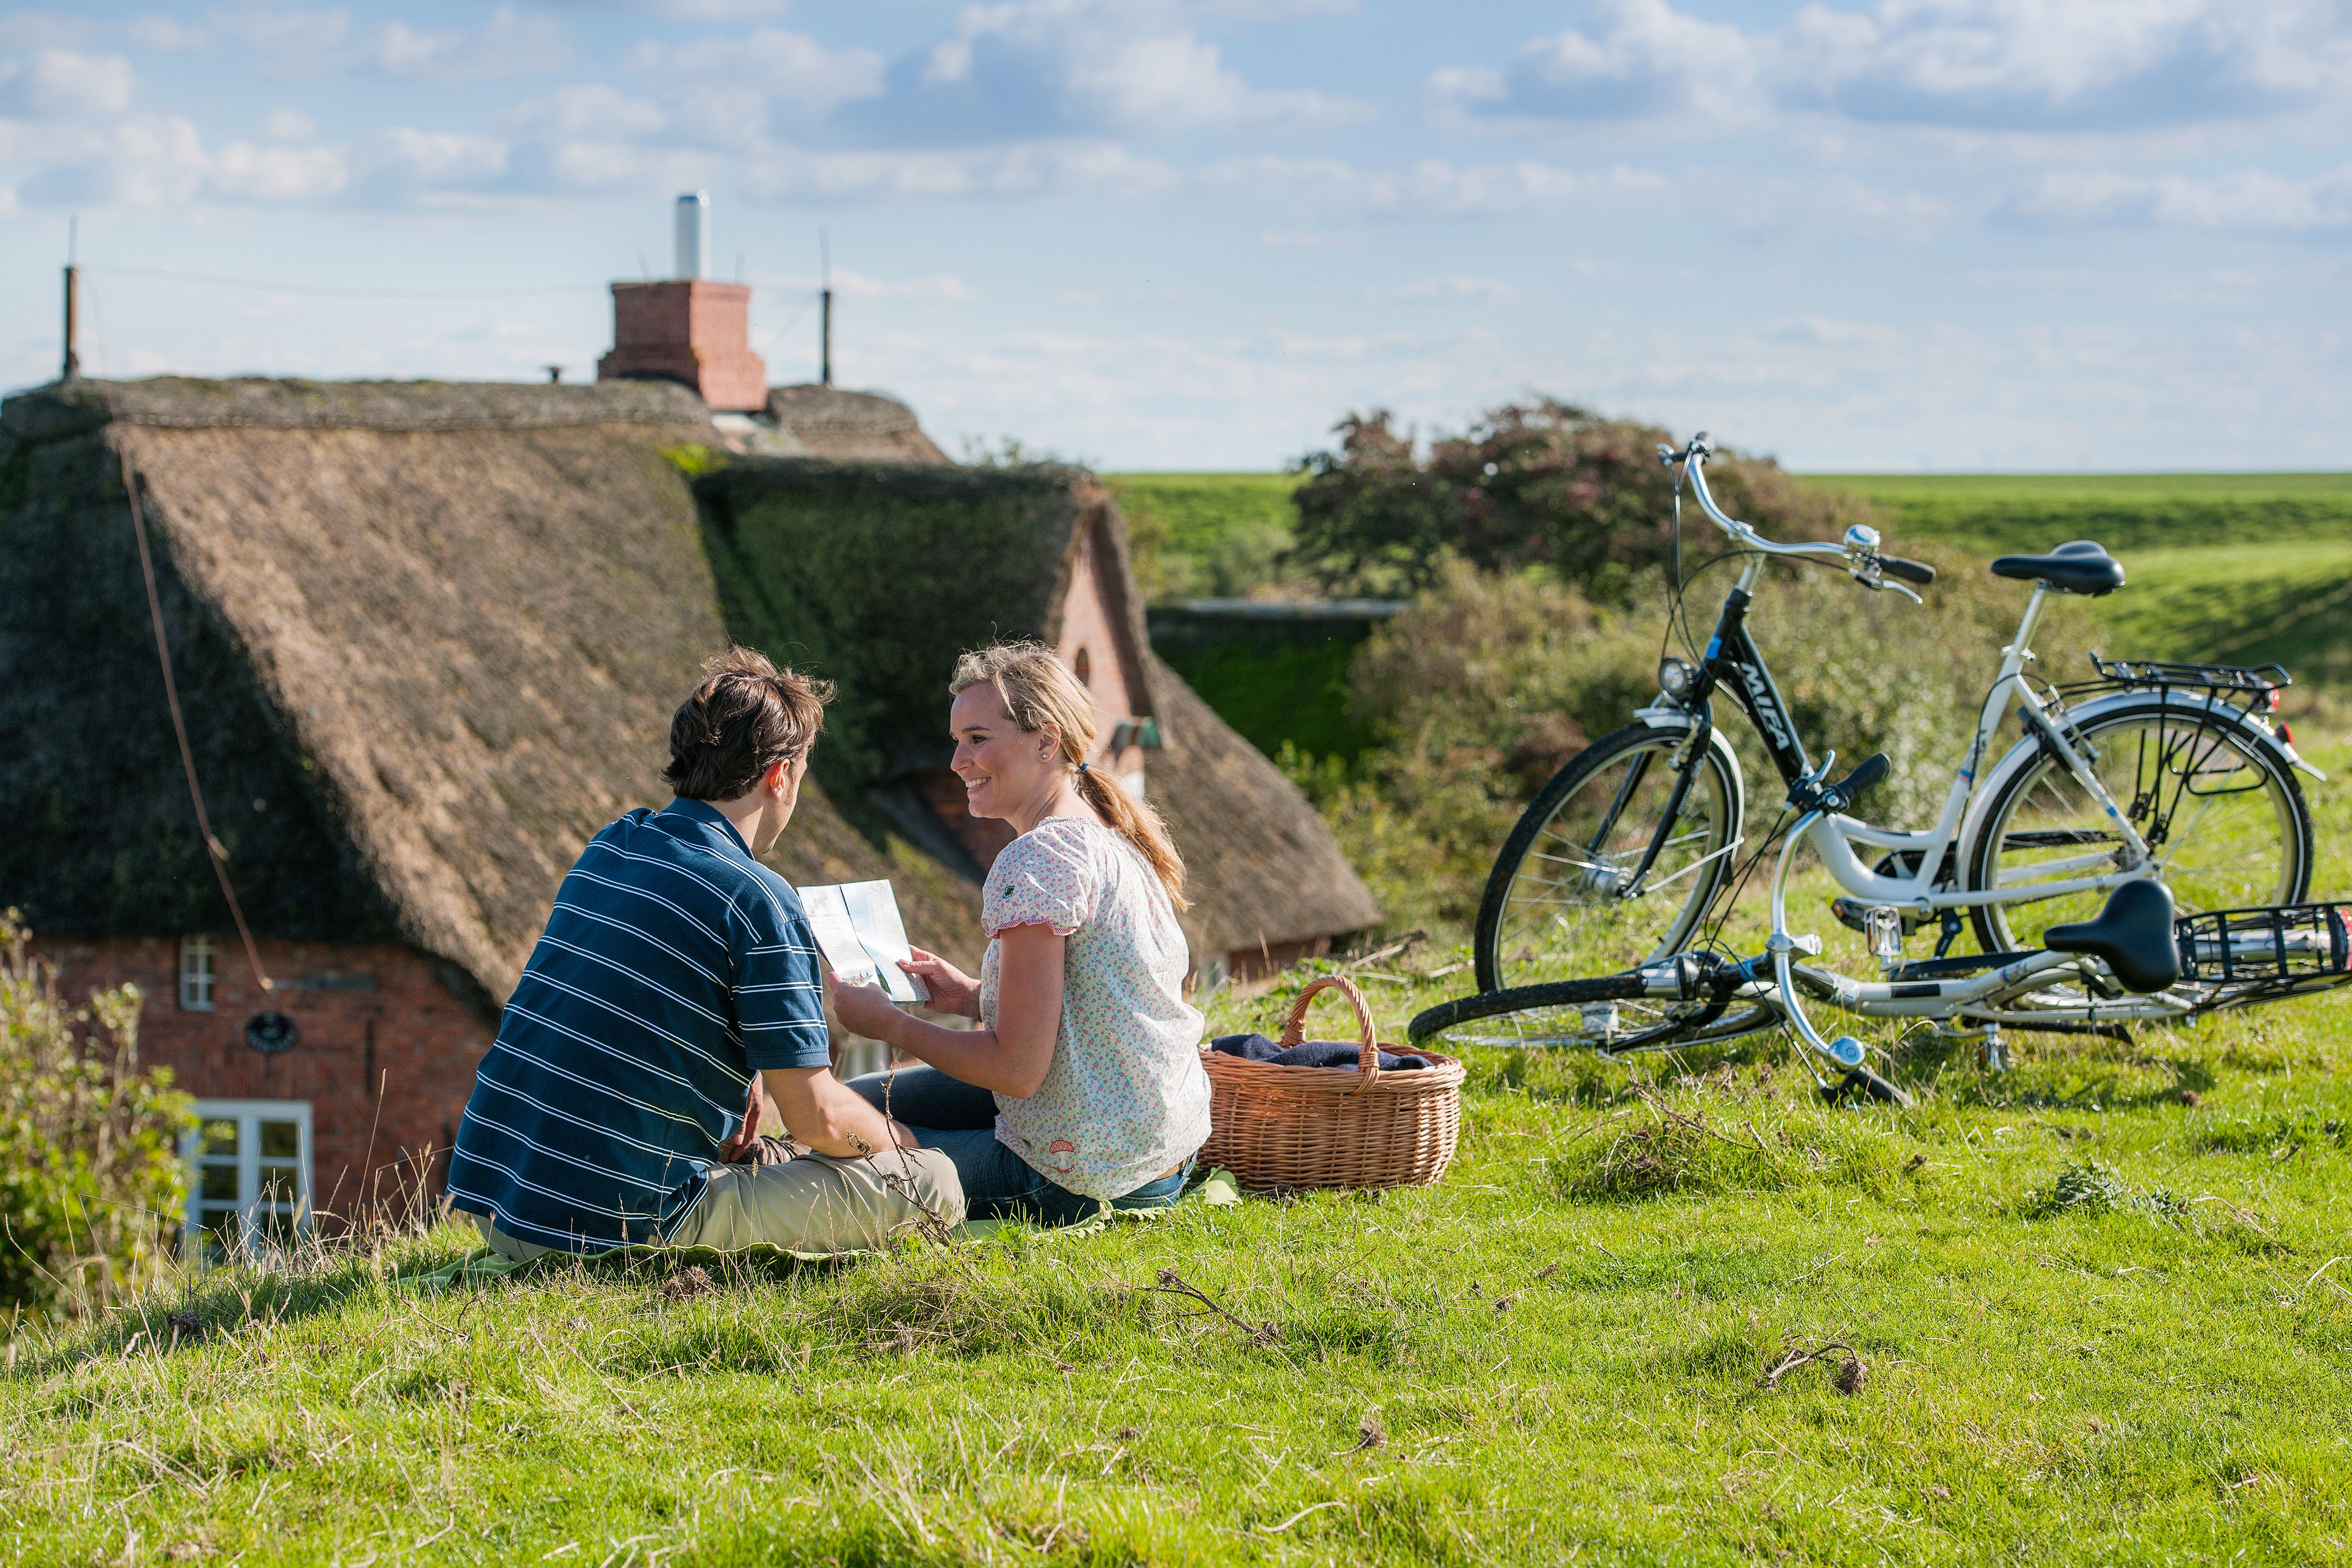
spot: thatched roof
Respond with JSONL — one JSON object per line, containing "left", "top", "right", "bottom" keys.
{"left": 0, "top": 377, "right": 979, "bottom": 1008}
{"left": 694, "top": 458, "right": 1380, "bottom": 960}
{"left": 764, "top": 386, "right": 950, "bottom": 464}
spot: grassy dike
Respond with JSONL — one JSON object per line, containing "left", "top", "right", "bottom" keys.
{"left": 7, "top": 756, "right": 2352, "bottom": 1564}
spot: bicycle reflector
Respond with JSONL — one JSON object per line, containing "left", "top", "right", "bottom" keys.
{"left": 2174, "top": 903, "right": 2352, "bottom": 985}
{"left": 1658, "top": 657, "right": 1699, "bottom": 700}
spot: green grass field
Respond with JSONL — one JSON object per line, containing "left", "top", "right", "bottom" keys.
{"left": 9, "top": 748, "right": 2352, "bottom": 1564}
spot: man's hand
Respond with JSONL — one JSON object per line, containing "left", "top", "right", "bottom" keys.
{"left": 717, "top": 1072, "right": 771, "bottom": 1162}
{"left": 899, "top": 946, "right": 981, "bottom": 1018}
{"left": 828, "top": 972, "right": 903, "bottom": 1046}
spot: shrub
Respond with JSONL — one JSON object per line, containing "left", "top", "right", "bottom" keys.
{"left": 0, "top": 912, "right": 192, "bottom": 1317}
{"left": 1299, "top": 550, "right": 2098, "bottom": 932}
{"left": 1288, "top": 401, "right": 1882, "bottom": 600}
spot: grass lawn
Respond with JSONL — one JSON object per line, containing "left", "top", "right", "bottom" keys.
{"left": 10, "top": 758, "right": 2352, "bottom": 1563}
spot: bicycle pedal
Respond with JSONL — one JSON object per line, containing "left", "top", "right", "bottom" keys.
{"left": 1834, "top": 897, "right": 1929, "bottom": 936}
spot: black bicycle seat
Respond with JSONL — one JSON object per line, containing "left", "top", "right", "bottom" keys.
{"left": 1989, "top": 539, "right": 2125, "bottom": 597}
{"left": 2041, "top": 879, "right": 2180, "bottom": 993}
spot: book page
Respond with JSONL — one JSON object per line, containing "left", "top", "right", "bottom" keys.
{"left": 799, "top": 885, "right": 879, "bottom": 989}
{"left": 798, "top": 880, "right": 931, "bottom": 1008}
{"left": 841, "top": 880, "right": 930, "bottom": 1005}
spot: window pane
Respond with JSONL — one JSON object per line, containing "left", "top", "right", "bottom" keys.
{"left": 200, "top": 1165, "right": 241, "bottom": 1202}
{"left": 258, "top": 1165, "right": 298, "bottom": 1203}
{"left": 256, "top": 1212, "right": 297, "bottom": 1245}
{"left": 259, "top": 1121, "right": 299, "bottom": 1159}
{"left": 200, "top": 1119, "right": 240, "bottom": 1156}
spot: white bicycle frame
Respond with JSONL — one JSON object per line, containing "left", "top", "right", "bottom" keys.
{"left": 1672, "top": 447, "right": 2163, "bottom": 925}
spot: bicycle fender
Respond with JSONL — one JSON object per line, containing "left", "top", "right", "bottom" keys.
{"left": 1631, "top": 706, "right": 1749, "bottom": 813}
{"left": 1961, "top": 689, "right": 2303, "bottom": 856}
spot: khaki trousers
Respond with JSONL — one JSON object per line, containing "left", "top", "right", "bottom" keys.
{"left": 472, "top": 1146, "right": 965, "bottom": 1261}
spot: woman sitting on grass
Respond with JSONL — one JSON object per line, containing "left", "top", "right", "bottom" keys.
{"left": 827, "top": 642, "right": 1210, "bottom": 1225}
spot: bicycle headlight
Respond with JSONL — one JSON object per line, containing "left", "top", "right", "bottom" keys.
{"left": 1658, "top": 657, "right": 1698, "bottom": 700}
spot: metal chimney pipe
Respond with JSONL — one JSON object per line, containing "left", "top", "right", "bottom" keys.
{"left": 61, "top": 214, "right": 80, "bottom": 383}
{"left": 674, "top": 191, "right": 709, "bottom": 280}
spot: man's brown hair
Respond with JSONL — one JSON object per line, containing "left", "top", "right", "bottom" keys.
{"left": 663, "top": 646, "right": 834, "bottom": 802}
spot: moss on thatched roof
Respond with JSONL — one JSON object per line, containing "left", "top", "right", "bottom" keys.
{"left": 694, "top": 458, "right": 1379, "bottom": 959}
{"left": 0, "top": 377, "right": 978, "bottom": 1005}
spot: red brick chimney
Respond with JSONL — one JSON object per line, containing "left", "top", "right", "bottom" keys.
{"left": 596, "top": 193, "right": 767, "bottom": 411}
{"left": 597, "top": 281, "right": 768, "bottom": 412}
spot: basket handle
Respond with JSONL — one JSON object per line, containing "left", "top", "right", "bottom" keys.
{"left": 1279, "top": 974, "right": 1380, "bottom": 1092}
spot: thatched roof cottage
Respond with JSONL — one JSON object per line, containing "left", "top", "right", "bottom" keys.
{"left": 1, "top": 374, "right": 1375, "bottom": 1249}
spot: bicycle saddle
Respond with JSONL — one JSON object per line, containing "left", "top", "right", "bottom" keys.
{"left": 1989, "top": 539, "right": 2126, "bottom": 597}
{"left": 2041, "top": 879, "right": 2181, "bottom": 993}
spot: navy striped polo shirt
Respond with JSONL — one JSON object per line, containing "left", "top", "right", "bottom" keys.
{"left": 447, "top": 797, "right": 831, "bottom": 1251}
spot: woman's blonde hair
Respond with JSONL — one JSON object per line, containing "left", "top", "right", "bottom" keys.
{"left": 950, "top": 641, "right": 1190, "bottom": 909}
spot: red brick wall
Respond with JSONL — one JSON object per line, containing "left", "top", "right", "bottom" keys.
{"left": 33, "top": 935, "right": 493, "bottom": 1229}
{"left": 596, "top": 280, "right": 768, "bottom": 411}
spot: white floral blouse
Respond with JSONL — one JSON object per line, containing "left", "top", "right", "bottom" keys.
{"left": 978, "top": 814, "right": 1210, "bottom": 1199}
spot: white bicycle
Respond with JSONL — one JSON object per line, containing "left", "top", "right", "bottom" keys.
{"left": 1413, "top": 434, "right": 2333, "bottom": 1091}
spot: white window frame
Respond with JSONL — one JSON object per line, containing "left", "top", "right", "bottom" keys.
{"left": 181, "top": 1099, "right": 313, "bottom": 1266}
{"left": 178, "top": 934, "right": 216, "bottom": 1012}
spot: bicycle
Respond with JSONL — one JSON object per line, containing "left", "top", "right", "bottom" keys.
{"left": 1411, "top": 746, "right": 2352, "bottom": 1105}
{"left": 1410, "top": 431, "right": 2332, "bottom": 1078}
{"left": 1470, "top": 434, "right": 2320, "bottom": 993}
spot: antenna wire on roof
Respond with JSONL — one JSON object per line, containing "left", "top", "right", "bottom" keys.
{"left": 117, "top": 445, "right": 275, "bottom": 997}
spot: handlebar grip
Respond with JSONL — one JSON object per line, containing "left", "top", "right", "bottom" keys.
{"left": 1880, "top": 555, "right": 1937, "bottom": 586}
{"left": 1827, "top": 752, "right": 1890, "bottom": 810}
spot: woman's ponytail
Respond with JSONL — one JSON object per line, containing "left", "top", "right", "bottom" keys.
{"left": 950, "top": 642, "right": 1191, "bottom": 909}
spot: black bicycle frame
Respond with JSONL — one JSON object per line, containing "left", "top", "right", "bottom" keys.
{"left": 1610, "top": 584, "right": 1812, "bottom": 901}
{"left": 1698, "top": 585, "right": 1812, "bottom": 785}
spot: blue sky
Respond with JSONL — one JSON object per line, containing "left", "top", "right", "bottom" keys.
{"left": 3, "top": 0, "right": 2347, "bottom": 470}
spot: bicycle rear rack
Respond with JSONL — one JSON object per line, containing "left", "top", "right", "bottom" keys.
{"left": 2070, "top": 653, "right": 2289, "bottom": 707}
{"left": 2176, "top": 903, "right": 2352, "bottom": 985}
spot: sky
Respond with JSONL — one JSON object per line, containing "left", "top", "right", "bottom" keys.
{"left": 2, "top": 0, "right": 2348, "bottom": 471}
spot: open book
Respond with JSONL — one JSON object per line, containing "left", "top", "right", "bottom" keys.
{"left": 799, "top": 880, "right": 931, "bottom": 1007}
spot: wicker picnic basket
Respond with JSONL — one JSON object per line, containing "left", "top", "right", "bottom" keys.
{"left": 1198, "top": 975, "right": 1465, "bottom": 1190}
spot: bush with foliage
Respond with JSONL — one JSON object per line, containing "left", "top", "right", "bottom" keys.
{"left": 1288, "top": 400, "right": 1883, "bottom": 601}
{"left": 0, "top": 913, "right": 192, "bottom": 1317}
{"left": 1295, "top": 552, "right": 2098, "bottom": 930}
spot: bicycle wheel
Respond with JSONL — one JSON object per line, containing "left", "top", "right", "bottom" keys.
{"left": 1408, "top": 975, "right": 1780, "bottom": 1053}
{"left": 1968, "top": 702, "right": 2312, "bottom": 954}
{"left": 1474, "top": 723, "right": 1743, "bottom": 991}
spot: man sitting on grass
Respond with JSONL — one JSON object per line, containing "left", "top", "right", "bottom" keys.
{"left": 447, "top": 647, "right": 962, "bottom": 1258}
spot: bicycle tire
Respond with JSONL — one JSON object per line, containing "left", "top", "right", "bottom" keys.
{"left": 1409, "top": 976, "right": 1646, "bottom": 1042}
{"left": 1473, "top": 722, "right": 1743, "bottom": 992}
{"left": 1967, "top": 701, "right": 2312, "bottom": 954}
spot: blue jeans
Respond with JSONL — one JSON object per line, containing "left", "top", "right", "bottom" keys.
{"left": 845, "top": 1066, "right": 1191, "bottom": 1227}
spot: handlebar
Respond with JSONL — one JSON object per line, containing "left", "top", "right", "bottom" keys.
{"left": 1658, "top": 432, "right": 1930, "bottom": 599}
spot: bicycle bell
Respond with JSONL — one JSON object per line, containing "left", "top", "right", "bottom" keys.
{"left": 1842, "top": 522, "right": 1881, "bottom": 563}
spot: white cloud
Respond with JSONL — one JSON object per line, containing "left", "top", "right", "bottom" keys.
{"left": 0, "top": 49, "right": 135, "bottom": 117}
{"left": 1428, "top": 0, "right": 1759, "bottom": 127}
{"left": 1434, "top": 0, "right": 2352, "bottom": 134}
{"left": 847, "top": 0, "right": 1370, "bottom": 143}
{"left": 364, "top": 7, "right": 571, "bottom": 83}
{"left": 1368, "top": 275, "right": 1521, "bottom": 303}
{"left": 746, "top": 139, "right": 1181, "bottom": 201}
{"left": 262, "top": 106, "right": 315, "bottom": 140}
{"left": 641, "top": 27, "right": 886, "bottom": 123}
{"left": 207, "top": 7, "right": 355, "bottom": 78}
{"left": 1209, "top": 154, "right": 1660, "bottom": 217}
{"left": 2003, "top": 166, "right": 2352, "bottom": 233}
{"left": 122, "top": 14, "right": 209, "bottom": 52}
{"left": 509, "top": 82, "right": 667, "bottom": 138}
{"left": 212, "top": 135, "right": 348, "bottom": 199}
